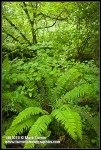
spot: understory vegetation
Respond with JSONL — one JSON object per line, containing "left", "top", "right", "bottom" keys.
{"left": 2, "top": 2, "right": 99, "bottom": 148}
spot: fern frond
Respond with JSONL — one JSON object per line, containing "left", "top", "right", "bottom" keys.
{"left": 51, "top": 105, "right": 82, "bottom": 140}
{"left": 78, "top": 134, "right": 91, "bottom": 148}
{"left": 11, "top": 107, "right": 48, "bottom": 127}
{"left": 63, "top": 84, "right": 94, "bottom": 102}
{"left": 2, "top": 136, "right": 6, "bottom": 149}
{"left": 82, "top": 112, "right": 99, "bottom": 136}
{"left": 2, "top": 116, "right": 36, "bottom": 148}
{"left": 60, "top": 104, "right": 82, "bottom": 139}
{"left": 51, "top": 68, "right": 82, "bottom": 100}
{"left": 24, "top": 115, "right": 52, "bottom": 148}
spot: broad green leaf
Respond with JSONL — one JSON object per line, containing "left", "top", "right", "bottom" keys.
{"left": 29, "top": 92, "right": 32, "bottom": 98}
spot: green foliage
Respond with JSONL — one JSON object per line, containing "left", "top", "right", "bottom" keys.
{"left": 73, "top": 105, "right": 99, "bottom": 148}
{"left": 2, "top": 2, "right": 99, "bottom": 64}
{"left": 24, "top": 115, "right": 52, "bottom": 148}
{"left": 2, "top": 105, "right": 82, "bottom": 148}
{"left": 2, "top": 2, "right": 99, "bottom": 148}
{"left": 63, "top": 83, "right": 97, "bottom": 103}
{"left": 2, "top": 52, "right": 99, "bottom": 148}
{"left": 2, "top": 116, "right": 36, "bottom": 148}
{"left": 11, "top": 107, "right": 48, "bottom": 126}
{"left": 2, "top": 107, "right": 48, "bottom": 148}
{"left": 51, "top": 105, "right": 82, "bottom": 140}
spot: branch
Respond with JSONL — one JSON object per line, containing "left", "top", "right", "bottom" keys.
{"left": 35, "top": 20, "right": 57, "bottom": 32}
{"left": 36, "top": 12, "right": 68, "bottom": 21}
{"left": 3, "top": 29, "right": 24, "bottom": 44}
{"left": 22, "top": 2, "right": 33, "bottom": 25}
{"left": 7, "top": 33, "right": 19, "bottom": 42}
{"left": 35, "top": 11, "right": 64, "bottom": 32}
{"left": 4, "top": 16, "right": 32, "bottom": 45}
{"left": 21, "top": 2, "right": 37, "bottom": 44}
{"left": 31, "top": 46, "right": 53, "bottom": 51}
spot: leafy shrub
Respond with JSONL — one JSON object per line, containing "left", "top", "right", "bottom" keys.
{"left": 2, "top": 53, "right": 99, "bottom": 148}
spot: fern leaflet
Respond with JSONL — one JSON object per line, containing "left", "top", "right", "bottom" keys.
{"left": 51, "top": 105, "right": 82, "bottom": 140}
{"left": 63, "top": 84, "right": 95, "bottom": 102}
{"left": 11, "top": 107, "right": 48, "bottom": 127}
{"left": 2, "top": 116, "right": 36, "bottom": 148}
{"left": 24, "top": 115, "right": 52, "bottom": 148}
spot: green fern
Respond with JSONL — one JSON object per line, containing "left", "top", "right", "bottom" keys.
{"left": 11, "top": 107, "right": 48, "bottom": 126}
{"left": 2, "top": 107, "right": 49, "bottom": 148}
{"left": 78, "top": 134, "right": 91, "bottom": 148}
{"left": 2, "top": 136, "right": 6, "bottom": 148}
{"left": 51, "top": 68, "right": 82, "bottom": 99}
{"left": 2, "top": 116, "right": 37, "bottom": 148}
{"left": 81, "top": 112, "right": 99, "bottom": 136}
{"left": 2, "top": 91, "right": 41, "bottom": 113}
{"left": 24, "top": 115, "right": 52, "bottom": 148}
{"left": 2, "top": 105, "right": 82, "bottom": 148}
{"left": 51, "top": 104, "right": 82, "bottom": 141}
{"left": 62, "top": 83, "right": 97, "bottom": 102}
